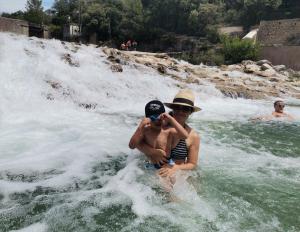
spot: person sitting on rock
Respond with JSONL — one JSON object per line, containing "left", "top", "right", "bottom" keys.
{"left": 251, "top": 100, "right": 295, "bottom": 121}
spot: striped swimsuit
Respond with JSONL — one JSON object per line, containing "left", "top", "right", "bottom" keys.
{"left": 170, "top": 139, "right": 188, "bottom": 161}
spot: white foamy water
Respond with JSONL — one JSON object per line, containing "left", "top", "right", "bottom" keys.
{"left": 0, "top": 32, "right": 300, "bottom": 232}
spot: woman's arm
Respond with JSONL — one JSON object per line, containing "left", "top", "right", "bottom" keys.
{"left": 158, "top": 132, "right": 200, "bottom": 177}
{"left": 161, "top": 113, "right": 188, "bottom": 139}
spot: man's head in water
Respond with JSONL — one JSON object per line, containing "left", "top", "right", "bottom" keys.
{"left": 145, "top": 100, "right": 165, "bottom": 129}
{"left": 274, "top": 100, "right": 285, "bottom": 113}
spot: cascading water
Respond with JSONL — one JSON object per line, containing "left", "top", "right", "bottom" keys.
{"left": 0, "top": 32, "right": 299, "bottom": 232}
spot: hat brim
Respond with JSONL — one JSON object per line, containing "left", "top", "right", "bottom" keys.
{"left": 164, "top": 102, "right": 201, "bottom": 112}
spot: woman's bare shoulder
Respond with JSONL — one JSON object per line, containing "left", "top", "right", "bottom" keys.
{"left": 187, "top": 127, "right": 200, "bottom": 143}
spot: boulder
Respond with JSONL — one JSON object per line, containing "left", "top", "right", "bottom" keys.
{"left": 157, "top": 64, "right": 167, "bottom": 74}
{"left": 107, "top": 55, "right": 121, "bottom": 63}
{"left": 227, "top": 64, "right": 243, "bottom": 71}
{"left": 261, "top": 63, "right": 273, "bottom": 71}
{"left": 186, "top": 76, "right": 200, "bottom": 84}
{"left": 258, "top": 69, "right": 276, "bottom": 77}
{"left": 110, "top": 64, "right": 123, "bottom": 72}
{"left": 242, "top": 60, "right": 256, "bottom": 66}
{"left": 244, "top": 64, "right": 260, "bottom": 73}
{"left": 269, "top": 77, "right": 280, "bottom": 82}
{"left": 256, "top": 59, "right": 272, "bottom": 66}
{"left": 273, "top": 65, "right": 286, "bottom": 72}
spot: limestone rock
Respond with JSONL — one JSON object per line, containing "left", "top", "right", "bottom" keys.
{"left": 62, "top": 53, "right": 80, "bottom": 67}
{"left": 101, "top": 47, "right": 300, "bottom": 100}
{"left": 244, "top": 64, "right": 260, "bottom": 73}
{"left": 227, "top": 64, "right": 243, "bottom": 71}
{"left": 157, "top": 64, "right": 167, "bottom": 74}
{"left": 242, "top": 60, "right": 256, "bottom": 66}
{"left": 274, "top": 65, "right": 286, "bottom": 72}
{"left": 107, "top": 55, "right": 121, "bottom": 63}
{"left": 258, "top": 69, "right": 276, "bottom": 77}
{"left": 261, "top": 63, "right": 273, "bottom": 71}
{"left": 111, "top": 64, "right": 123, "bottom": 72}
{"left": 186, "top": 76, "right": 200, "bottom": 84}
{"left": 256, "top": 59, "right": 272, "bottom": 66}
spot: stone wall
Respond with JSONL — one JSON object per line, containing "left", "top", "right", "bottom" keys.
{"left": 260, "top": 46, "right": 300, "bottom": 70}
{"left": 0, "top": 17, "right": 29, "bottom": 36}
{"left": 257, "top": 18, "right": 300, "bottom": 46}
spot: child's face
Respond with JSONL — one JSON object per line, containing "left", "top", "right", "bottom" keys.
{"left": 149, "top": 114, "right": 163, "bottom": 128}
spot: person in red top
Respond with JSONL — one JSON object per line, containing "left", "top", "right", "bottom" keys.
{"left": 126, "top": 40, "right": 132, "bottom": 50}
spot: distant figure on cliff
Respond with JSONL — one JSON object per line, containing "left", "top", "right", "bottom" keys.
{"left": 126, "top": 40, "right": 132, "bottom": 50}
{"left": 132, "top": 40, "right": 138, "bottom": 51}
{"left": 120, "top": 42, "right": 127, "bottom": 50}
{"left": 251, "top": 100, "right": 295, "bottom": 121}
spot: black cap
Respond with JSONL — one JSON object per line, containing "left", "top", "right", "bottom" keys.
{"left": 145, "top": 100, "right": 165, "bottom": 117}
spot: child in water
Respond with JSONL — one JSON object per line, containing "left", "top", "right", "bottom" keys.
{"left": 129, "top": 100, "right": 188, "bottom": 168}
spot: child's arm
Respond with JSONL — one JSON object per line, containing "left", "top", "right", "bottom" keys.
{"left": 136, "top": 143, "right": 168, "bottom": 164}
{"left": 128, "top": 118, "right": 150, "bottom": 149}
{"left": 161, "top": 113, "right": 188, "bottom": 139}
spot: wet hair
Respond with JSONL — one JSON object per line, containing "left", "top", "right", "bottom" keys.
{"left": 274, "top": 100, "right": 284, "bottom": 107}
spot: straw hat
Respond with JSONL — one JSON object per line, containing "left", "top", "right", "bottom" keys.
{"left": 164, "top": 89, "right": 201, "bottom": 112}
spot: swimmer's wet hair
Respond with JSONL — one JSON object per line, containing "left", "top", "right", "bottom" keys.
{"left": 274, "top": 100, "right": 284, "bottom": 106}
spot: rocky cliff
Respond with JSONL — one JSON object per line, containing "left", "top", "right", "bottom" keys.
{"left": 102, "top": 48, "right": 300, "bottom": 99}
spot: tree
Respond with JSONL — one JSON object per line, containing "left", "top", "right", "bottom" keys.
{"left": 24, "top": 0, "right": 44, "bottom": 24}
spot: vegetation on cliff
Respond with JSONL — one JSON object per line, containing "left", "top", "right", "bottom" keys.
{"left": 1, "top": 0, "right": 299, "bottom": 64}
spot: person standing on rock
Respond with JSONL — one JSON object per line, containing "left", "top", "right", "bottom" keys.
{"left": 252, "top": 100, "right": 295, "bottom": 121}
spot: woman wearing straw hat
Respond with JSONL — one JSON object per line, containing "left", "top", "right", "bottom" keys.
{"left": 138, "top": 89, "right": 201, "bottom": 177}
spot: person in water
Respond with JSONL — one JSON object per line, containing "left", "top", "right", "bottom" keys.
{"left": 136, "top": 90, "right": 201, "bottom": 177}
{"left": 252, "top": 100, "right": 295, "bottom": 121}
{"left": 129, "top": 100, "right": 188, "bottom": 168}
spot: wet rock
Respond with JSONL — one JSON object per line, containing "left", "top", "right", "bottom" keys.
{"left": 101, "top": 47, "right": 300, "bottom": 100}
{"left": 244, "top": 80, "right": 253, "bottom": 85}
{"left": 157, "top": 64, "right": 167, "bottom": 74}
{"left": 46, "top": 80, "right": 62, "bottom": 89}
{"left": 256, "top": 59, "right": 272, "bottom": 66}
{"left": 46, "top": 93, "right": 54, "bottom": 100}
{"left": 107, "top": 55, "right": 121, "bottom": 63}
{"left": 274, "top": 65, "right": 286, "bottom": 72}
{"left": 244, "top": 64, "right": 260, "bottom": 73}
{"left": 78, "top": 103, "right": 97, "bottom": 109}
{"left": 281, "top": 71, "right": 290, "bottom": 77}
{"left": 227, "top": 64, "right": 243, "bottom": 71}
{"left": 220, "top": 65, "right": 227, "bottom": 71}
{"left": 269, "top": 77, "right": 280, "bottom": 82}
{"left": 261, "top": 63, "right": 273, "bottom": 71}
{"left": 186, "top": 76, "right": 200, "bottom": 84}
{"left": 62, "top": 53, "right": 80, "bottom": 67}
{"left": 258, "top": 69, "right": 276, "bottom": 77}
{"left": 154, "top": 53, "right": 169, "bottom": 59}
{"left": 242, "top": 60, "right": 256, "bottom": 66}
{"left": 110, "top": 64, "right": 123, "bottom": 72}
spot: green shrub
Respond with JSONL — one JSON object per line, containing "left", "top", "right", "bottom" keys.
{"left": 221, "top": 35, "right": 260, "bottom": 64}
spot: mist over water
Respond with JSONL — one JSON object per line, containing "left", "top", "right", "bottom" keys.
{"left": 0, "top": 32, "right": 300, "bottom": 232}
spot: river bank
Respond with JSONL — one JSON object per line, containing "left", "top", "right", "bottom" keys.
{"left": 102, "top": 47, "right": 300, "bottom": 100}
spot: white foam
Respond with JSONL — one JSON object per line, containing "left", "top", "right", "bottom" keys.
{"left": 0, "top": 32, "right": 299, "bottom": 231}
{"left": 9, "top": 222, "right": 48, "bottom": 232}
